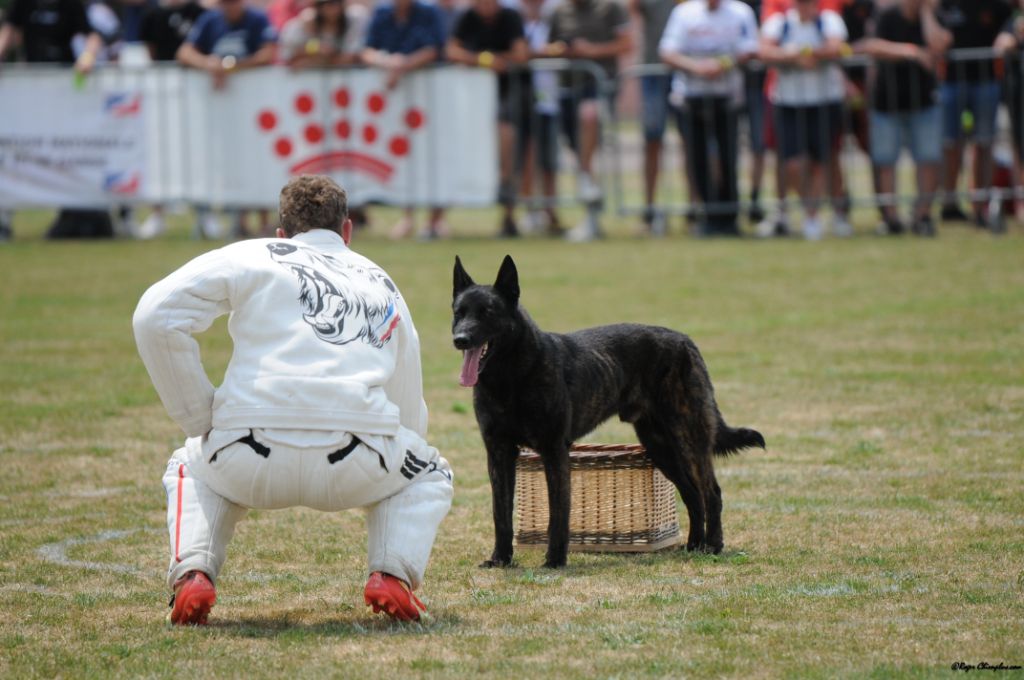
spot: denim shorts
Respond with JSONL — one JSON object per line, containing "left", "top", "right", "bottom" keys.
{"left": 869, "top": 105, "right": 942, "bottom": 166}
{"left": 940, "top": 81, "right": 1000, "bottom": 143}
{"left": 640, "top": 73, "right": 672, "bottom": 143}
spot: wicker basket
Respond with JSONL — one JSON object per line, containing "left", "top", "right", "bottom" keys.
{"left": 514, "top": 444, "right": 681, "bottom": 552}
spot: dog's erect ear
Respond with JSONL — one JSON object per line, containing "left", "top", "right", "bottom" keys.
{"left": 453, "top": 256, "right": 475, "bottom": 298}
{"left": 493, "top": 254, "right": 520, "bottom": 308}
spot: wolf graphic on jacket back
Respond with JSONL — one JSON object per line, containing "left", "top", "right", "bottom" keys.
{"left": 267, "top": 242, "right": 401, "bottom": 348}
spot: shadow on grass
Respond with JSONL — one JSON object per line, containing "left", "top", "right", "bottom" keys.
{"left": 209, "top": 610, "right": 463, "bottom": 638}
{"left": 492, "top": 545, "right": 754, "bottom": 578}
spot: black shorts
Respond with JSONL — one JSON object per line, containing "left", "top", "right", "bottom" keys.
{"left": 774, "top": 102, "right": 844, "bottom": 162}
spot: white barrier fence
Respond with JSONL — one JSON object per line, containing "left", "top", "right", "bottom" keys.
{"left": 0, "top": 65, "right": 498, "bottom": 209}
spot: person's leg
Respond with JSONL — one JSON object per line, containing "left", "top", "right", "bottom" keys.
{"left": 364, "top": 429, "right": 454, "bottom": 592}
{"left": 537, "top": 112, "right": 563, "bottom": 233}
{"left": 640, "top": 74, "right": 670, "bottom": 232}
{"left": 745, "top": 68, "right": 767, "bottom": 220}
{"left": 162, "top": 445, "right": 248, "bottom": 591}
{"left": 969, "top": 81, "right": 1000, "bottom": 224}
{"left": 940, "top": 82, "right": 968, "bottom": 218}
{"left": 869, "top": 109, "right": 904, "bottom": 232}
{"left": 823, "top": 103, "right": 851, "bottom": 236}
{"left": 497, "top": 118, "right": 518, "bottom": 236}
{"left": 909, "top": 104, "right": 944, "bottom": 234}
{"left": 426, "top": 207, "right": 448, "bottom": 238}
{"left": 0, "top": 209, "right": 13, "bottom": 241}
{"left": 715, "top": 98, "right": 740, "bottom": 234}
{"left": 577, "top": 98, "right": 601, "bottom": 179}
{"left": 390, "top": 207, "right": 415, "bottom": 240}
{"left": 680, "top": 99, "right": 710, "bottom": 233}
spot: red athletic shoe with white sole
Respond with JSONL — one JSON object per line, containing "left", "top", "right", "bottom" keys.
{"left": 364, "top": 572, "right": 426, "bottom": 621}
{"left": 167, "top": 571, "right": 216, "bottom": 626}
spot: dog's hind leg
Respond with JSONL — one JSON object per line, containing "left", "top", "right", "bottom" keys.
{"left": 635, "top": 419, "right": 706, "bottom": 551}
{"left": 539, "top": 447, "right": 571, "bottom": 568}
{"left": 482, "top": 440, "right": 519, "bottom": 568}
{"left": 702, "top": 466, "right": 724, "bottom": 554}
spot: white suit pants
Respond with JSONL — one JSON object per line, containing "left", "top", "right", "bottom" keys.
{"left": 161, "top": 427, "right": 453, "bottom": 591}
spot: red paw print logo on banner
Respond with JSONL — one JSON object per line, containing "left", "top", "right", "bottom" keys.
{"left": 255, "top": 88, "right": 426, "bottom": 183}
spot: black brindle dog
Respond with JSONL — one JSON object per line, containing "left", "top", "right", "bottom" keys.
{"left": 452, "top": 255, "right": 765, "bottom": 568}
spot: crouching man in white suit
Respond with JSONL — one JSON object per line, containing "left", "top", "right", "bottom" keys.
{"left": 133, "top": 175, "right": 452, "bottom": 625}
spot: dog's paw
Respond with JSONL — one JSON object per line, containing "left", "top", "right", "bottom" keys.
{"left": 479, "top": 557, "right": 514, "bottom": 569}
{"left": 542, "top": 559, "right": 567, "bottom": 569}
{"left": 684, "top": 542, "right": 721, "bottom": 555}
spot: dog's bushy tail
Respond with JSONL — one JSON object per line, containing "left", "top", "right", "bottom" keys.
{"left": 714, "top": 422, "right": 766, "bottom": 456}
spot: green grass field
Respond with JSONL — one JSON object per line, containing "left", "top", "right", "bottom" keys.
{"left": 1, "top": 208, "right": 1022, "bottom": 679}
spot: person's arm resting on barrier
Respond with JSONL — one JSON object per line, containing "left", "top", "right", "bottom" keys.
{"left": 132, "top": 250, "right": 235, "bottom": 438}
{"left": 0, "top": 23, "right": 23, "bottom": 63}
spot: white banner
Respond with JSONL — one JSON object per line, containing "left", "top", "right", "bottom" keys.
{"left": 0, "top": 74, "right": 146, "bottom": 207}
{"left": 0, "top": 65, "right": 498, "bottom": 208}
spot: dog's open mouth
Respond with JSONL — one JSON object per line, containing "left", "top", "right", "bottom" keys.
{"left": 459, "top": 342, "right": 489, "bottom": 387}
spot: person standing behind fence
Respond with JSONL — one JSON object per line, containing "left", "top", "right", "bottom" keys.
{"left": 447, "top": 0, "right": 530, "bottom": 237}
{"left": 362, "top": 0, "right": 448, "bottom": 240}
{"left": 936, "top": 0, "right": 1011, "bottom": 228}
{"left": 517, "top": 0, "right": 564, "bottom": 236}
{"left": 630, "top": 0, "right": 676, "bottom": 237}
{"left": 278, "top": 0, "right": 367, "bottom": 67}
{"left": 760, "top": 0, "right": 852, "bottom": 239}
{"left": 995, "top": 0, "right": 1024, "bottom": 224}
{"left": 860, "top": 0, "right": 950, "bottom": 236}
{"left": 659, "top": 0, "right": 758, "bottom": 237}
{"left": 136, "top": 0, "right": 208, "bottom": 239}
{"left": 0, "top": 0, "right": 104, "bottom": 242}
{"left": 544, "top": 0, "right": 633, "bottom": 241}
{"left": 176, "top": 0, "right": 277, "bottom": 238}
{"left": 739, "top": 0, "right": 768, "bottom": 225}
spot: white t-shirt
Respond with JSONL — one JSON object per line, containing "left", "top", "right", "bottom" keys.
{"left": 279, "top": 5, "right": 369, "bottom": 62}
{"left": 658, "top": 0, "right": 758, "bottom": 102}
{"left": 761, "top": 9, "right": 848, "bottom": 106}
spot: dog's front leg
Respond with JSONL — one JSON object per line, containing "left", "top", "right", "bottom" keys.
{"left": 481, "top": 442, "right": 519, "bottom": 568}
{"left": 540, "top": 448, "right": 571, "bottom": 568}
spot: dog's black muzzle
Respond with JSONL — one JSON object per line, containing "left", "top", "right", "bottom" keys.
{"left": 453, "top": 333, "right": 474, "bottom": 350}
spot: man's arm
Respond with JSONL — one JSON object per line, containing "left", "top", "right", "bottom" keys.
{"left": 382, "top": 295, "right": 428, "bottom": 438}
{"left": 920, "top": 0, "right": 952, "bottom": 53}
{"left": 133, "top": 249, "right": 235, "bottom": 437}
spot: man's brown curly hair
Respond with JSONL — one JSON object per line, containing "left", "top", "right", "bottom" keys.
{"left": 278, "top": 175, "right": 348, "bottom": 236}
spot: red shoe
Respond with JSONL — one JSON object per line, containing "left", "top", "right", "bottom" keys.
{"left": 364, "top": 572, "right": 426, "bottom": 621}
{"left": 167, "top": 571, "right": 216, "bottom": 626}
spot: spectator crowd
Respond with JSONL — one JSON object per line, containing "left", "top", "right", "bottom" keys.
{"left": 3, "top": 0, "right": 1024, "bottom": 241}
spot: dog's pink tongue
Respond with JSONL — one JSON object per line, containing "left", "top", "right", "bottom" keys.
{"left": 459, "top": 346, "right": 484, "bottom": 387}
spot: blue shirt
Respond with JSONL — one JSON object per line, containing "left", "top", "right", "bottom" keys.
{"left": 185, "top": 7, "right": 276, "bottom": 58}
{"left": 365, "top": 1, "right": 445, "bottom": 56}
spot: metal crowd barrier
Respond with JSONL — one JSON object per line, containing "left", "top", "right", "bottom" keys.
{"left": 3, "top": 50, "right": 1023, "bottom": 235}
{"left": 611, "top": 48, "right": 1023, "bottom": 234}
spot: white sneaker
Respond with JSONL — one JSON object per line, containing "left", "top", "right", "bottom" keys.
{"left": 198, "top": 211, "right": 222, "bottom": 240}
{"left": 803, "top": 216, "right": 823, "bottom": 241}
{"left": 519, "top": 209, "right": 547, "bottom": 235}
{"left": 566, "top": 214, "right": 601, "bottom": 242}
{"left": 833, "top": 215, "right": 853, "bottom": 238}
{"left": 578, "top": 172, "right": 602, "bottom": 204}
{"left": 756, "top": 215, "right": 789, "bottom": 238}
{"left": 135, "top": 212, "right": 166, "bottom": 239}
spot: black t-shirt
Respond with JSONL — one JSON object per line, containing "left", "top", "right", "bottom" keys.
{"left": 139, "top": 1, "right": 205, "bottom": 61}
{"left": 871, "top": 6, "right": 938, "bottom": 112}
{"left": 452, "top": 7, "right": 528, "bottom": 96}
{"left": 6, "top": 0, "right": 91, "bottom": 63}
{"left": 938, "top": 0, "right": 1013, "bottom": 81}
{"left": 841, "top": 0, "right": 876, "bottom": 82}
